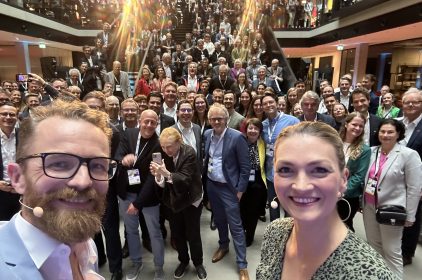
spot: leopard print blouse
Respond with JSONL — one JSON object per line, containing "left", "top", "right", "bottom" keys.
{"left": 256, "top": 218, "right": 397, "bottom": 280}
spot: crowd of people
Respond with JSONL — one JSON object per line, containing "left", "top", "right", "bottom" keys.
{"left": 0, "top": 1, "right": 421, "bottom": 280}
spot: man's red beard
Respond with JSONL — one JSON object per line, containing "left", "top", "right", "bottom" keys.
{"left": 23, "top": 184, "right": 106, "bottom": 245}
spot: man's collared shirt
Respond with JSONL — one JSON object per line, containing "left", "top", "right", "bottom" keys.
{"left": 207, "top": 128, "right": 227, "bottom": 183}
{"left": 163, "top": 103, "right": 177, "bottom": 121}
{"left": 177, "top": 121, "right": 197, "bottom": 153}
{"left": 15, "top": 213, "right": 103, "bottom": 280}
{"left": 363, "top": 114, "right": 370, "bottom": 146}
{"left": 402, "top": 113, "right": 422, "bottom": 145}
{"left": 0, "top": 128, "right": 16, "bottom": 181}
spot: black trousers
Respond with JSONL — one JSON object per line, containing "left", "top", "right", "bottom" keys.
{"left": 102, "top": 183, "right": 122, "bottom": 273}
{"left": 402, "top": 200, "right": 421, "bottom": 258}
{"left": 337, "top": 196, "right": 360, "bottom": 232}
{"left": 168, "top": 203, "right": 204, "bottom": 266}
{"left": 240, "top": 179, "right": 267, "bottom": 246}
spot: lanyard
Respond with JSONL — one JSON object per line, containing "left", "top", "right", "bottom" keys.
{"left": 114, "top": 75, "right": 120, "bottom": 85}
{"left": 267, "top": 113, "right": 282, "bottom": 142}
{"left": 134, "top": 134, "right": 149, "bottom": 167}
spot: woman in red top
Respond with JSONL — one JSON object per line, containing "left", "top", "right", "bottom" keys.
{"left": 135, "top": 66, "right": 153, "bottom": 96}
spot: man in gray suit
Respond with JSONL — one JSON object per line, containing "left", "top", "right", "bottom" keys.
{"left": 223, "top": 91, "right": 244, "bottom": 131}
{"left": 105, "top": 61, "right": 132, "bottom": 101}
{"left": 267, "top": 59, "right": 283, "bottom": 94}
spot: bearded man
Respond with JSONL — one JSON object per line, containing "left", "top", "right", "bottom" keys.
{"left": 0, "top": 100, "right": 113, "bottom": 279}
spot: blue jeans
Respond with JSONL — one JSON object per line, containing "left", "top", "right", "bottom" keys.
{"left": 207, "top": 179, "right": 247, "bottom": 269}
{"left": 119, "top": 193, "right": 164, "bottom": 267}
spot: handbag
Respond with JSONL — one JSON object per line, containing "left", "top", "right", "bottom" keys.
{"left": 375, "top": 205, "right": 407, "bottom": 226}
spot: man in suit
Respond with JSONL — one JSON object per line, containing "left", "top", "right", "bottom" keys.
{"left": 0, "top": 100, "right": 112, "bottom": 278}
{"left": 267, "top": 59, "right": 283, "bottom": 94}
{"left": 351, "top": 88, "right": 382, "bottom": 147}
{"left": 150, "top": 127, "right": 207, "bottom": 280}
{"left": 80, "top": 45, "right": 99, "bottom": 68}
{"left": 0, "top": 102, "right": 19, "bottom": 221}
{"left": 335, "top": 76, "right": 353, "bottom": 112}
{"left": 223, "top": 91, "right": 245, "bottom": 130}
{"left": 147, "top": 92, "right": 175, "bottom": 135}
{"left": 161, "top": 82, "right": 179, "bottom": 122}
{"left": 252, "top": 66, "right": 281, "bottom": 96}
{"left": 400, "top": 89, "right": 422, "bottom": 266}
{"left": 162, "top": 53, "right": 177, "bottom": 82}
{"left": 172, "top": 100, "right": 202, "bottom": 169}
{"left": 246, "top": 56, "right": 260, "bottom": 82}
{"left": 298, "top": 91, "right": 337, "bottom": 128}
{"left": 203, "top": 103, "right": 251, "bottom": 280}
{"left": 97, "top": 22, "right": 113, "bottom": 49}
{"left": 209, "top": 64, "right": 236, "bottom": 94}
{"left": 104, "top": 61, "right": 132, "bottom": 101}
{"left": 116, "top": 109, "right": 165, "bottom": 280}
{"left": 66, "top": 68, "right": 84, "bottom": 91}
{"left": 191, "top": 39, "right": 210, "bottom": 63}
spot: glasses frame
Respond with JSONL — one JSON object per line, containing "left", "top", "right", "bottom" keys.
{"left": 17, "top": 152, "right": 117, "bottom": 181}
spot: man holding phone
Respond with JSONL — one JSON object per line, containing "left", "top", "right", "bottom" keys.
{"left": 116, "top": 109, "right": 165, "bottom": 280}
{"left": 0, "top": 102, "right": 19, "bottom": 221}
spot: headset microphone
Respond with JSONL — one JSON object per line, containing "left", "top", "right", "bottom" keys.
{"left": 19, "top": 198, "right": 44, "bottom": 218}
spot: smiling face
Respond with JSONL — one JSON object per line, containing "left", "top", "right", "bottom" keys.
{"left": 344, "top": 116, "right": 365, "bottom": 142}
{"left": 274, "top": 135, "right": 347, "bottom": 224}
{"left": 378, "top": 123, "right": 399, "bottom": 147}
{"left": 9, "top": 117, "right": 109, "bottom": 244}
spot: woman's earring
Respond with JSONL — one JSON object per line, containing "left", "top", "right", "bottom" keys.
{"left": 338, "top": 195, "right": 351, "bottom": 222}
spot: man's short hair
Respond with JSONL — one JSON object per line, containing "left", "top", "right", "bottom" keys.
{"left": 17, "top": 100, "right": 112, "bottom": 160}
{"left": 147, "top": 91, "right": 163, "bottom": 103}
{"left": 294, "top": 79, "right": 305, "bottom": 87}
{"left": 208, "top": 103, "right": 229, "bottom": 120}
{"left": 177, "top": 99, "right": 193, "bottom": 111}
{"left": 351, "top": 87, "right": 370, "bottom": 101}
{"left": 82, "top": 91, "right": 106, "bottom": 109}
{"left": 300, "top": 91, "right": 320, "bottom": 105}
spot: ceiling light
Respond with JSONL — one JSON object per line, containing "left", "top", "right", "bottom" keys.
{"left": 336, "top": 44, "right": 344, "bottom": 51}
{"left": 39, "top": 42, "right": 46, "bottom": 49}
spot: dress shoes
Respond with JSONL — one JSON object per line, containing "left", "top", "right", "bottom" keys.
{"left": 110, "top": 269, "right": 123, "bottom": 280}
{"left": 239, "top": 268, "right": 250, "bottom": 280}
{"left": 403, "top": 256, "right": 413, "bottom": 266}
{"left": 211, "top": 248, "right": 229, "bottom": 263}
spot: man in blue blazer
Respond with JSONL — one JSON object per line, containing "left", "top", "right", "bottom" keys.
{"left": 399, "top": 89, "right": 422, "bottom": 266}
{"left": 0, "top": 100, "right": 112, "bottom": 278}
{"left": 203, "top": 103, "right": 251, "bottom": 280}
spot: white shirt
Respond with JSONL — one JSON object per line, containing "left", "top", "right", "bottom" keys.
{"left": 1, "top": 128, "right": 16, "bottom": 181}
{"left": 363, "top": 114, "right": 370, "bottom": 146}
{"left": 402, "top": 113, "right": 422, "bottom": 145}
{"left": 163, "top": 103, "right": 177, "bottom": 121}
{"left": 177, "top": 121, "right": 197, "bottom": 153}
{"left": 15, "top": 213, "right": 103, "bottom": 280}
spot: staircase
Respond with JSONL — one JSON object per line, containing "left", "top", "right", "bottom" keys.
{"left": 172, "top": 4, "right": 193, "bottom": 44}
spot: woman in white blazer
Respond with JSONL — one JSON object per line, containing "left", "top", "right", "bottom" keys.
{"left": 363, "top": 119, "right": 422, "bottom": 278}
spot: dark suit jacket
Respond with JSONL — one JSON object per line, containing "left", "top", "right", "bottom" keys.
{"left": 0, "top": 128, "right": 20, "bottom": 221}
{"left": 405, "top": 116, "right": 422, "bottom": 158}
{"left": 203, "top": 128, "right": 250, "bottom": 193}
{"left": 159, "top": 144, "right": 203, "bottom": 213}
{"left": 208, "top": 76, "right": 236, "bottom": 93}
{"left": 191, "top": 47, "right": 210, "bottom": 63}
{"left": 160, "top": 113, "right": 176, "bottom": 134}
{"left": 299, "top": 113, "right": 337, "bottom": 129}
{"left": 116, "top": 129, "right": 161, "bottom": 209}
{"left": 368, "top": 114, "right": 382, "bottom": 147}
{"left": 172, "top": 122, "right": 202, "bottom": 170}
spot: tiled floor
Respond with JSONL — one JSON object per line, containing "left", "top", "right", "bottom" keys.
{"left": 100, "top": 210, "right": 422, "bottom": 279}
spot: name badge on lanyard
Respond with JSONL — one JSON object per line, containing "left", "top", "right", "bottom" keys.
{"left": 249, "top": 169, "right": 256, "bottom": 182}
{"left": 116, "top": 84, "right": 122, "bottom": 92}
{"left": 128, "top": 169, "right": 141, "bottom": 185}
